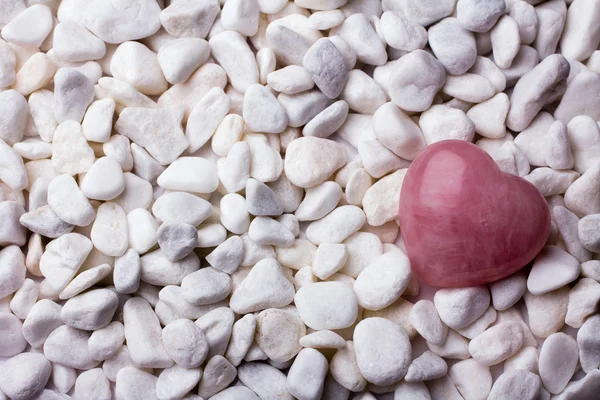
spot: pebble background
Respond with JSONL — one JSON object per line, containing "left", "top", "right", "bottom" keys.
{"left": 0, "top": 0, "right": 599, "bottom": 399}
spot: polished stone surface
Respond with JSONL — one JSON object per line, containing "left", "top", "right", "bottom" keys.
{"left": 399, "top": 140, "right": 550, "bottom": 287}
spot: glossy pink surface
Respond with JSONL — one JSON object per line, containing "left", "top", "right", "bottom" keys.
{"left": 399, "top": 140, "right": 550, "bottom": 287}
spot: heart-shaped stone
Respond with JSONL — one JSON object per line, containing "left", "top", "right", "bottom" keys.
{"left": 399, "top": 140, "right": 550, "bottom": 287}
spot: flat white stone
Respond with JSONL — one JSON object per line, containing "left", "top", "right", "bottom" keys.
{"left": 420, "top": 105, "right": 475, "bottom": 145}
{"left": 53, "top": 21, "right": 106, "bottom": 62}
{"left": 287, "top": 348, "right": 328, "bottom": 400}
{"left": 405, "top": 351, "right": 448, "bottom": 383}
{"left": 354, "top": 251, "right": 411, "bottom": 311}
{"left": 85, "top": 0, "right": 161, "bottom": 44}
{"left": 210, "top": 30, "right": 258, "bottom": 93}
{"left": 243, "top": 83, "right": 288, "bottom": 134}
{"left": 238, "top": 362, "right": 293, "bottom": 400}
{"left": 0, "top": 353, "right": 51, "bottom": 400}
{"left": 51, "top": 121, "right": 94, "bottom": 175}
{"left": 44, "top": 325, "right": 98, "bottom": 369}
{"left": 80, "top": 157, "right": 125, "bottom": 201}
{"left": 73, "top": 369, "right": 111, "bottom": 400}
{"left": 39, "top": 233, "right": 93, "bottom": 291}
{"left": 434, "top": 286, "right": 490, "bottom": 329}
{"left": 88, "top": 321, "right": 125, "bottom": 361}
{"left": 197, "top": 355, "right": 237, "bottom": 398}
{"left": 91, "top": 202, "right": 128, "bottom": 257}
{"left": 353, "top": 317, "right": 411, "bottom": 386}
{"left": 58, "top": 263, "right": 111, "bottom": 300}
{"left": 157, "top": 37, "right": 210, "bottom": 84}
{"left": 295, "top": 282, "right": 358, "bottom": 330}
{"left": 54, "top": 69, "right": 94, "bottom": 124}
{"left": 427, "top": 329, "right": 470, "bottom": 360}
{"left": 229, "top": 258, "right": 295, "bottom": 314}
{"left": 488, "top": 369, "right": 541, "bottom": 400}
{"left": 539, "top": 332, "right": 578, "bottom": 394}
{"left": 469, "top": 322, "right": 524, "bottom": 366}
{"left": 160, "top": 0, "right": 219, "bottom": 39}
{"left": 60, "top": 288, "right": 118, "bottom": 331}
{"left": 115, "top": 107, "right": 189, "bottom": 166}
{"left": 527, "top": 245, "right": 580, "bottom": 295}
{"left": 0, "top": 312, "right": 26, "bottom": 357}
{"left": 123, "top": 297, "right": 173, "bottom": 368}
{"left": 255, "top": 307, "right": 304, "bottom": 363}
{"left": 489, "top": 270, "right": 527, "bottom": 311}
{"left": 21, "top": 299, "right": 63, "bottom": 348}
{"left": 157, "top": 156, "right": 218, "bottom": 194}
{"left": 410, "top": 300, "right": 448, "bottom": 346}
{"left": 312, "top": 243, "right": 347, "bottom": 280}
{"left": 224, "top": 314, "right": 256, "bottom": 366}
{"left": 331, "top": 13, "right": 386, "bottom": 66}
{"left": 330, "top": 340, "right": 367, "bottom": 392}
{"left": 186, "top": 87, "right": 230, "bottom": 152}
{"left": 566, "top": 278, "right": 600, "bottom": 328}
{"left": 140, "top": 249, "right": 199, "bottom": 286}
{"left": 306, "top": 205, "right": 366, "bottom": 245}
{"left": 162, "top": 318, "right": 209, "bottom": 368}
{"left": 449, "top": 359, "right": 492, "bottom": 400}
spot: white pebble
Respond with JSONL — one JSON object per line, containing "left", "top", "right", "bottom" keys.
{"left": 434, "top": 286, "right": 490, "bottom": 329}
{"left": 362, "top": 168, "right": 407, "bottom": 227}
{"left": 306, "top": 205, "right": 365, "bottom": 245}
{"left": 157, "top": 156, "right": 218, "bottom": 194}
{"left": 387, "top": 49, "right": 445, "bottom": 112}
{"left": 469, "top": 322, "right": 524, "bottom": 367}
{"left": 44, "top": 325, "right": 98, "bottom": 369}
{"left": 53, "top": 21, "right": 106, "bottom": 62}
{"left": 312, "top": 243, "right": 347, "bottom": 280}
{"left": 39, "top": 233, "right": 92, "bottom": 291}
{"left": 162, "top": 318, "right": 208, "bottom": 368}
{"left": 22, "top": 299, "right": 63, "bottom": 348}
{"left": 51, "top": 121, "right": 94, "bottom": 176}
{"left": 0, "top": 353, "right": 51, "bottom": 400}
{"left": 410, "top": 300, "right": 449, "bottom": 346}
{"left": 0, "top": 312, "right": 26, "bottom": 357}
{"left": 420, "top": 105, "right": 475, "bottom": 145}
{"left": 429, "top": 17, "right": 477, "bottom": 75}
{"left": 123, "top": 297, "right": 173, "bottom": 368}
{"left": 524, "top": 286, "right": 569, "bottom": 339}
{"left": 115, "top": 107, "right": 189, "bottom": 166}
{"left": 488, "top": 369, "right": 541, "bottom": 400}
{"left": 229, "top": 257, "right": 295, "bottom": 314}
{"left": 85, "top": 0, "right": 161, "bottom": 43}
{"left": 73, "top": 368, "right": 111, "bottom": 400}
{"left": 427, "top": 329, "right": 470, "bottom": 360}
{"left": 405, "top": 351, "right": 448, "bottom": 383}
{"left": 353, "top": 317, "right": 411, "bottom": 386}
{"left": 559, "top": 0, "right": 600, "bottom": 61}
{"left": 295, "top": 282, "right": 358, "bottom": 330}
{"left": 332, "top": 13, "right": 386, "bottom": 66}
{"left": 527, "top": 245, "right": 580, "bottom": 295}
{"left": 197, "top": 355, "right": 237, "bottom": 398}
{"left": 88, "top": 321, "right": 125, "bottom": 361}
{"left": 110, "top": 41, "right": 167, "bottom": 95}
{"left": 489, "top": 270, "right": 527, "bottom": 311}
{"left": 115, "top": 367, "right": 158, "bottom": 400}
{"left": 354, "top": 251, "right": 411, "bottom": 311}
{"left": 238, "top": 362, "right": 293, "bottom": 400}
{"left": 140, "top": 249, "right": 199, "bottom": 286}
{"left": 539, "top": 332, "right": 578, "bottom": 394}
{"left": 448, "top": 358, "right": 492, "bottom": 400}
{"left": 255, "top": 307, "right": 304, "bottom": 363}
{"left": 287, "top": 348, "right": 328, "bottom": 400}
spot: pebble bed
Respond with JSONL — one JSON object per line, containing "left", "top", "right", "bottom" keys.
{"left": 0, "top": 0, "right": 599, "bottom": 399}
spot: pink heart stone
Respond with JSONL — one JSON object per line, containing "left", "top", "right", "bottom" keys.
{"left": 399, "top": 140, "right": 550, "bottom": 288}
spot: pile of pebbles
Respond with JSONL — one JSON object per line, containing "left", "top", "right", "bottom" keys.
{"left": 0, "top": 0, "right": 600, "bottom": 399}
